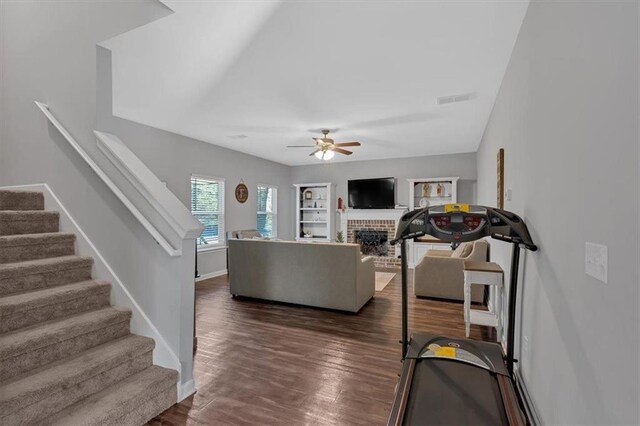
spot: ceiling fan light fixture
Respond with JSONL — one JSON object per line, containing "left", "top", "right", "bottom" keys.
{"left": 314, "top": 150, "right": 335, "bottom": 161}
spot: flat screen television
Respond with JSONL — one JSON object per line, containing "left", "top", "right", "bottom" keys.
{"left": 348, "top": 177, "right": 395, "bottom": 209}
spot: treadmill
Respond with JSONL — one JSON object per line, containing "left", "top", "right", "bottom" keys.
{"left": 387, "top": 204, "right": 538, "bottom": 426}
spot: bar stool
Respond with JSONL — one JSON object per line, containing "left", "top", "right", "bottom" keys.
{"left": 463, "top": 260, "right": 504, "bottom": 340}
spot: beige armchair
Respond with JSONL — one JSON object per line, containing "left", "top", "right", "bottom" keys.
{"left": 414, "top": 240, "right": 489, "bottom": 302}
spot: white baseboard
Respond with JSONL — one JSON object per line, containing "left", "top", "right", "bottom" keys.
{"left": 196, "top": 269, "right": 228, "bottom": 282}
{"left": 178, "top": 379, "right": 196, "bottom": 402}
{"left": 514, "top": 367, "right": 541, "bottom": 425}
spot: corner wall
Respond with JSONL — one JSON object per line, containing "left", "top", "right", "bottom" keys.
{"left": 96, "top": 47, "right": 293, "bottom": 277}
{"left": 476, "top": 1, "right": 638, "bottom": 423}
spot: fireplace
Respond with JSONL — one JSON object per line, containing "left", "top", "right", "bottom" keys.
{"left": 346, "top": 218, "right": 401, "bottom": 268}
{"left": 356, "top": 230, "right": 388, "bottom": 257}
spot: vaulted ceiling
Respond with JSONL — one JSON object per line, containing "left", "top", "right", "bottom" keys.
{"left": 101, "top": 0, "right": 529, "bottom": 165}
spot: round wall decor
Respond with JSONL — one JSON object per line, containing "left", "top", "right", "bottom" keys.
{"left": 235, "top": 180, "right": 249, "bottom": 203}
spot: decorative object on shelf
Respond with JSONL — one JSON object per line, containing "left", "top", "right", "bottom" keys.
{"left": 336, "top": 230, "right": 345, "bottom": 243}
{"left": 436, "top": 183, "right": 443, "bottom": 197}
{"left": 419, "top": 197, "right": 429, "bottom": 208}
{"left": 314, "top": 201, "right": 317, "bottom": 208}
{"left": 235, "top": 179, "right": 248, "bottom": 203}
{"left": 304, "top": 190, "right": 313, "bottom": 200}
{"left": 421, "top": 183, "right": 430, "bottom": 197}
{"left": 337, "top": 197, "right": 343, "bottom": 211}
{"left": 497, "top": 148, "right": 504, "bottom": 209}
{"left": 304, "top": 231, "right": 313, "bottom": 238}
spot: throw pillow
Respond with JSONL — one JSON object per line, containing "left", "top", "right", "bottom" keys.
{"left": 238, "top": 230, "right": 262, "bottom": 239}
{"left": 451, "top": 242, "right": 473, "bottom": 259}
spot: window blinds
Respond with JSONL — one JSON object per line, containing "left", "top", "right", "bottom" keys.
{"left": 191, "top": 175, "right": 225, "bottom": 247}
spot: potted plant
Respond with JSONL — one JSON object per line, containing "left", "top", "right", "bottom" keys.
{"left": 336, "top": 230, "right": 345, "bottom": 243}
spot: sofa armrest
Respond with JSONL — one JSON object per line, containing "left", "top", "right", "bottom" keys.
{"left": 355, "top": 256, "right": 376, "bottom": 311}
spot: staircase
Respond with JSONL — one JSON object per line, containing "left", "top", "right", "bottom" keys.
{"left": 0, "top": 190, "right": 178, "bottom": 425}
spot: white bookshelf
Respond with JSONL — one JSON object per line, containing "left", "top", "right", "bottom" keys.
{"left": 407, "top": 177, "right": 459, "bottom": 267}
{"left": 294, "top": 183, "right": 335, "bottom": 242}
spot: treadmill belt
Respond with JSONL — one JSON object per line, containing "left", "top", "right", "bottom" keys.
{"left": 403, "top": 359, "right": 508, "bottom": 425}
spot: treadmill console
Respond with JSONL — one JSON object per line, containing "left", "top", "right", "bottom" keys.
{"left": 392, "top": 204, "right": 537, "bottom": 250}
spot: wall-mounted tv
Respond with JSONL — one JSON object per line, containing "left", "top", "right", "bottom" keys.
{"left": 348, "top": 177, "right": 395, "bottom": 209}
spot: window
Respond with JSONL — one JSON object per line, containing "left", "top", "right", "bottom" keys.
{"left": 191, "top": 175, "right": 225, "bottom": 249}
{"left": 257, "top": 184, "right": 277, "bottom": 238}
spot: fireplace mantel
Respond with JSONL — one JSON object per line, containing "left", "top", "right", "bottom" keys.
{"left": 338, "top": 208, "right": 407, "bottom": 232}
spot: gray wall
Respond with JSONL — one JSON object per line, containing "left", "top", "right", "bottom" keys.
{"left": 0, "top": 0, "right": 212, "bottom": 382}
{"left": 96, "top": 48, "right": 293, "bottom": 276}
{"left": 291, "top": 151, "right": 477, "bottom": 210}
{"left": 476, "top": 1, "right": 638, "bottom": 424}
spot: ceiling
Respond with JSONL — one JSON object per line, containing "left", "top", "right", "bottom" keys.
{"left": 101, "top": 0, "right": 529, "bottom": 166}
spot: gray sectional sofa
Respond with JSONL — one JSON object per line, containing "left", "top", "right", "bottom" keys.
{"left": 228, "top": 239, "right": 375, "bottom": 312}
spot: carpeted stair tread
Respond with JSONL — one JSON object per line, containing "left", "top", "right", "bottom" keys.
{"left": 46, "top": 365, "right": 178, "bottom": 426}
{"left": 0, "top": 190, "right": 44, "bottom": 211}
{"left": 0, "top": 280, "right": 111, "bottom": 333}
{"left": 0, "top": 307, "right": 132, "bottom": 381}
{"left": 0, "top": 210, "right": 59, "bottom": 235}
{"left": 0, "top": 232, "right": 75, "bottom": 264}
{"left": 0, "top": 306, "right": 131, "bottom": 358}
{"left": 0, "top": 255, "right": 93, "bottom": 296}
{"left": 0, "top": 335, "right": 155, "bottom": 425}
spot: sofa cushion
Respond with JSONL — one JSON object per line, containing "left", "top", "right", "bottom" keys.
{"left": 451, "top": 242, "right": 473, "bottom": 258}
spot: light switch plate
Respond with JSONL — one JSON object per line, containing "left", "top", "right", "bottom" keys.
{"left": 585, "top": 242, "right": 608, "bottom": 283}
{"left": 505, "top": 188, "right": 512, "bottom": 201}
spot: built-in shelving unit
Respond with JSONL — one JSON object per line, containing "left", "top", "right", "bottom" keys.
{"left": 294, "top": 183, "right": 335, "bottom": 242}
{"left": 407, "top": 177, "right": 459, "bottom": 267}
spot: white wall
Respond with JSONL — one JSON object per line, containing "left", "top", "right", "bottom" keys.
{"left": 291, "top": 152, "right": 477, "bottom": 208}
{"left": 96, "top": 47, "right": 293, "bottom": 277}
{"left": 476, "top": 1, "right": 638, "bottom": 424}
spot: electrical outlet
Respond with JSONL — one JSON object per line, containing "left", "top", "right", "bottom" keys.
{"left": 585, "top": 242, "right": 608, "bottom": 283}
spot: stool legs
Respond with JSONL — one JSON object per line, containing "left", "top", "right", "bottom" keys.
{"left": 464, "top": 271, "right": 471, "bottom": 338}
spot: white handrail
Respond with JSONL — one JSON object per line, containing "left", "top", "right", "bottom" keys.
{"left": 94, "top": 131, "right": 202, "bottom": 240}
{"left": 35, "top": 101, "right": 200, "bottom": 256}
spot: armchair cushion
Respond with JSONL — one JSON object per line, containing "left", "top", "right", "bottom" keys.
{"left": 451, "top": 242, "right": 473, "bottom": 258}
{"left": 414, "top": 240, "right": 489, "bottom": 302}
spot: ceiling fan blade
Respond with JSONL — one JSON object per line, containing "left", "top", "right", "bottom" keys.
{"left": 312, "top": 137, "right": 324, "bottom": 143}
{"left": 334, "top": 141, "right": 361, "bottom": 147}
{"left": 309, "top": 149, "right": 321, "bottom": 156}
{"left": 332, "top": 148, "right": 353, "bottom": 155}
{"left": 287, "top": 145, "right": 316, "bottom": 148}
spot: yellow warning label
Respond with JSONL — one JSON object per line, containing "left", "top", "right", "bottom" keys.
{"left": 444, "top": 203, "right": 470, "bottom": 213}
{"left": 434, "top": 347, "right": 456, "bottom": 358}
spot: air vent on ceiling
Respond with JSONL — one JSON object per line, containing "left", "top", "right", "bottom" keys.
{"left": 437, "top": 92, "right": 477, "bottom": 105}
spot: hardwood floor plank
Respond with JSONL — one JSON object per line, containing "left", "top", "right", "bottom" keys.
{"left": 149, "top": 271, "right": 494, "bottom": 425}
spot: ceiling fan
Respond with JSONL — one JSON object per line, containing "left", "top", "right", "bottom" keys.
{"left": 287, "top": 129, "right": 361, "bottom": 161}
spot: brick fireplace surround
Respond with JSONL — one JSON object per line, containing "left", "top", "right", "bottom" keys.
{"left": 340, "top": 208, "right": 406, "bottom": 268}
{"left": 347, "top": 219, "right": 399, "bottom": 268}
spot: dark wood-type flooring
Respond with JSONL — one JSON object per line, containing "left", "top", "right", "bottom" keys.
{"left": 149, "top": 270, "right": 494, "bottom": 425}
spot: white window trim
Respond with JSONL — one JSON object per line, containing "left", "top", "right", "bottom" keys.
{"left": 191, "top": 174, "right": 225, "bottom": 251}
{"left": 257, "top": 183, "right": 277, "bottom": 238}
